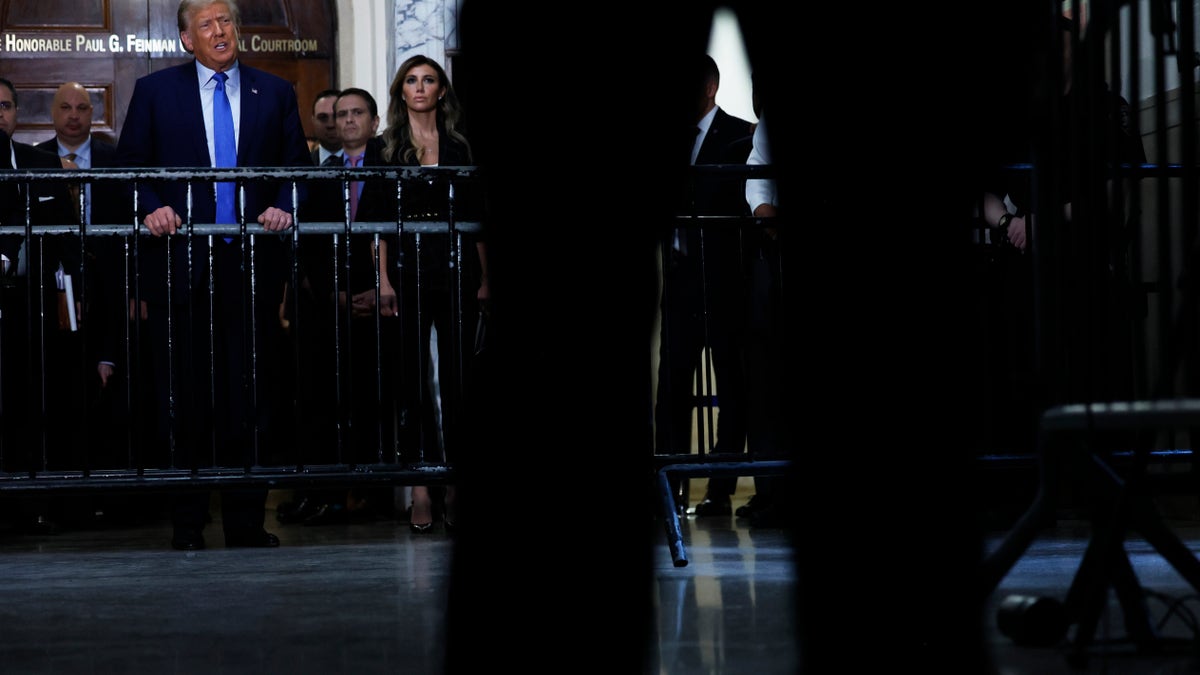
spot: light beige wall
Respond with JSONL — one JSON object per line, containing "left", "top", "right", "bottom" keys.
{"left": 336, "top": 0, "right": 394, "bottom": 128}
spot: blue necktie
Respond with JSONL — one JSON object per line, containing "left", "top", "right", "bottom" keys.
{"left": 212, "top": 71, "right": 236, "bottom": 240}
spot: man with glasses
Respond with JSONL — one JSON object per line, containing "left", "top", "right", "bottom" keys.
{"left": 0, "top": 76, "right": 81, "bottom": 534}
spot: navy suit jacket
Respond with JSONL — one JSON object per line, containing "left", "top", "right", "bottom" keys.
{"left": 117, "top": 59, "right": 311, "bottom": 302}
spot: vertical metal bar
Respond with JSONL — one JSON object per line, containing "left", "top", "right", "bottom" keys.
{"left": 288, "top": 180, "right": 303, "bottom": 470}
{"left": 447, "top": 178, "right": 461, "bottom": 463}
{"left": 393, "top": 176, "right": 406, "bottom": 465}
{"left": 247, "top": 199, "right": 259, "bottom": 470}
{"left": 129, "top": 183, "right": 141, "bottom": 474}
{"left": 338, "top": 176, "right": 352, "bottom": 465}
{"left": 372, "top": 229, "right": 384, "bottom": 465}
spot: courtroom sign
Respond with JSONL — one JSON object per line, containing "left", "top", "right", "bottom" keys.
{"left": 2, "top": 33, "right": 320, "bottom": 54}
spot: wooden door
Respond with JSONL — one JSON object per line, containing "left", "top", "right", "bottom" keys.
{"left": 0, "top": 0, "right": 336, "bottom": 146}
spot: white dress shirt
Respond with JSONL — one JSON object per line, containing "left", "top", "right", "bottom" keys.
{"left": 317, "top": 146, "right": 343, "bottom": 166}
{"left": 195, "top": 60, "right": 241, "bottom": 162}
{"left": 745, "top": 112, "right": 776, "bottom": 214}
{"left": 691, "top": 106, "right": 718, "bottom": 166}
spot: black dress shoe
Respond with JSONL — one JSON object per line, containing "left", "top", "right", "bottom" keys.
{"left": 692, "top": 495, "right": 733, "bottom": 517}
{"left": 735, "top": 494, "right": 772, "bottom": 519}
{"left": 171, "top": 528, "right": 206, "bottom": 551}
{"left": 224, "top": 528, "right": 281, "bottom": 548}
{"left": 409, "top": 521, "right": 433, "bottom": 534}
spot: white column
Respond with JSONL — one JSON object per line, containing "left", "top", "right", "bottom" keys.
{"left": 338, "top": 0, "right": 396, "bottom": 119}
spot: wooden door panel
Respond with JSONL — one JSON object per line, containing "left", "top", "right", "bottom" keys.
{"left": 3, "top": 2, "right": 109, "bottom": 29}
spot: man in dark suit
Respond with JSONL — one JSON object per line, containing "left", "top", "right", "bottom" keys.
{"left": 656, "top": 53, "right": 754, "bottom": 516}
{"left": 309, "top": 88, "right": 343, "bottom": 167}
{"left": 37, "top": 80, "right": 147, "bottom": 524}
{"left": 0, "top": 77, "right": 80, "bottom": 532}
{"left": 273, "top": 87, "right": 344, "bottom": 526}
{"left": 285, "top": 87, "right": 391, "bottom": 525}
{"left": 116, "top": 0, "right": 311, "bottom": 551}
{"left": 37, "top": 81, "right": 130, "bottom": 387}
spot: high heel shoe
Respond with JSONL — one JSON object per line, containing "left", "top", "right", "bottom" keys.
{"left": 409, "top": 488, "right": 433, "bottom": 534}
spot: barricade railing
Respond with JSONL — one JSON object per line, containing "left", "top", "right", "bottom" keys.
{"left": 0, "top": 164, "right": 788, "bottom": 563}
{"left": 0, "top": 165, "right": 487, "bottom": 496}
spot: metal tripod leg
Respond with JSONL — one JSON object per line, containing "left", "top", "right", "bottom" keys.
{"left": 1062, "top": 481, "right": 1158, "bottom": 660}
{"left": 979, "top": 431, "right": 1061, "bottom": 600}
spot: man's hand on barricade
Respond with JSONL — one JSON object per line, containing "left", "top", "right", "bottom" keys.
{"left": 257, "top": 206, "right": 293, "bottom": 232}
{"left": 144, "top": 206, "right": 182, "bottom": 236}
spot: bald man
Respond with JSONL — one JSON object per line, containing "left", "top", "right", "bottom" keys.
{"left": 37, "top": 82, "right": 137, "bottom": 498}
{"left": 38, "top": 81, "right": 129, "bottom": 381}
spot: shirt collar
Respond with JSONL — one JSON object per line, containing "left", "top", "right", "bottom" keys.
{"left": 58, "top": 137, "right": 92, "bottom": 165}
{"left": 319, "top": 146, "right": 344, "bottom": 164}
{"left": 697, "top": 105, "right": 719, "bottom": 136}
{"left": 196, "top": 60, "right": 240, "bottom": 92}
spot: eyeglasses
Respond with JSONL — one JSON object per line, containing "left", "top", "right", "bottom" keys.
{"left": 0, "top": 102, "right": 13, "bottom": 112}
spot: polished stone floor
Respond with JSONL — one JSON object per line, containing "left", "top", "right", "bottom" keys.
{"left": 0, "top": 486, "right": 800, "bottom": 675}
{"left": 8, "top": 483, "right": 1200, "bottom": 674}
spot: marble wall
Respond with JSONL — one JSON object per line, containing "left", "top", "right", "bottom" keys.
{"left": 393, "top": 0, "right": 458, "bottom": 79}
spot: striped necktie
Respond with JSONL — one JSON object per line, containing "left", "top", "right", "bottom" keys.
{"left": 63, "top": 152, "right": 82, "bottom": 220}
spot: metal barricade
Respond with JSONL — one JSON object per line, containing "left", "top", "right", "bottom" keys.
{"left": 0, "top": 163, "right": 790, "bottom": 566}
{"left": 0, "top": 165, "right": 484, "bottom": 496}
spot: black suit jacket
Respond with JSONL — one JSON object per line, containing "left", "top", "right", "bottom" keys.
{"left": 0, "top": 136, "right": 77, "bottom": 277}
{"left": 674, "top": 107, "right": 753, "bottom": 286}
{"left": 300, "top": 135, "right": 388, "bottom": 296}
{"left": 116, "top": 59, "right": 311, "bottom": 304}
{"left": 356, "top": 131, "right": 484, "bottom": 292}
{"left": 692, "top": 107, "right": 754, "bottom": 216}
{"left": 35, "top": 135, "right": 128, "bottom": 227}
{"left": 36, "top": 134, "right": 133, "bottom": 366}
{"left": 310, "top": 147, "right": 343, "bottom": 168}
